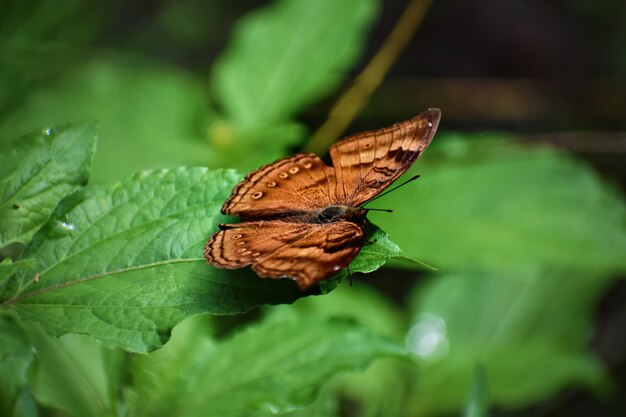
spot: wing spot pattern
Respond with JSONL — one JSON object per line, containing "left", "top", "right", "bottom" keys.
{"left": 289, "top": 167, "right": 299, "bottom": 174}
{"left": 373, "top": 166, "right": 395, "bottom": 176}
{"left": 232, "top": 234, "right": 243, "bottom": 239}
{"left": 302, "top": 162, "right": 312, "bottom": 169}
{"left": 267, "top": 181, "right": 277, "bottom": 187}
{"left": 252, "top": 191, "right": 264, "bottom": 199}
{"left": 278, "top": 172, "right": 289, "bottom": 179}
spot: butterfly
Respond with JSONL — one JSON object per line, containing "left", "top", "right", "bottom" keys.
{"left": 204, "top": 108, "right": 441, "bottom": 290}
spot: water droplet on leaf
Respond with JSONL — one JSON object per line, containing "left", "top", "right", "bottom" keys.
{"left": 60, "top": 222, "right": 75, "bottom": 231}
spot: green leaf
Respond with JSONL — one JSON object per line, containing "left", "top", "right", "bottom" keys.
{"left": 0, "top": 312, "right": 33, "bottom": 416}
{"left": 124, "top": 315, "right": 216, "bottom": 415}
{"left": 318, "top": 225, "right": 404, "bottom": 294}
{"left": 212, "top": 0, "right": 378, "bottom": 127}
{"left": 205, "top": 119, "right": 306, "bottom": 172}
{"left": 406, "top": 269, "right": 607, "bottom": 415}
{"left": 0, "top": 60, "right": 213, "bottom": 183}
{"left": 0, "top": 258, "right": 37, "bottom": 297}
{"left": 463, "top": 366, "right": 489, "bottom": 417}
{"left": 273, "top": 282, "right": 407, "bottom": 340}
{"left": 1, "top": 167, "right": 402, "bottom": 352}
{"left": 351, "top": 225, "right": 404, "bottom": 276}
{"left": 26, "top": 322, "right": 123, "bottom": 417}
{"left": 269, "top": 285, "right": 411, "bottom": 417}
{"left": 127, "top": 314, "right": 404, "bottom": 417}
{"left": 369, "top": 135, "right": 626, "bottom": 274}
{"left": 11, "top": 388, "right": 38, "bottom": 417}
{"left": 282, "top": 380, "right": 340, "bottom": 417}
{"left": 0, "top": 0, "right": 106, "bottom": 117}
{"left": 0, "top": 168, "right": 297, "bottom": 351}
{"left": 0, "top": 123, "right": 97, "bottom": 247}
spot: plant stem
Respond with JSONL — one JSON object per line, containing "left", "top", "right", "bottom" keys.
{"left": 305, "top": 0, "right": 434, "bottom": 154}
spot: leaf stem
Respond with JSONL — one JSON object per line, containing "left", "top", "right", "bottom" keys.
{"left": 305, "top": 0, "right": 434, "bottom": 154}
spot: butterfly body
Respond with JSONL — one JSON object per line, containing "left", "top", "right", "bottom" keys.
{"left": 205, "top": 109, "right": 441, "bottom": 290}
{"left": 255, "top": 205, "right": 367, "bottom": 225}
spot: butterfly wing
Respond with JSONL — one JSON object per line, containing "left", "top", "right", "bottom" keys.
{"left": 204, "top": 221, "right": 364, "bottom": 290}
{"left": 329, "top": 108, "right": 440, "bottom": 206}
{"left": 221, "top": 153, "right": 338, "bottom": 219}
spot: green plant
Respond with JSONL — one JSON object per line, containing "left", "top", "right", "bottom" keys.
{"left": 1, "top": 0, "right": 625, "bottom": 416}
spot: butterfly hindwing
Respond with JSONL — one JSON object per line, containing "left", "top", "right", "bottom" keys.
{"left": 330, "top": 108, "right": 440, "bottom": 206}
{"left": 204, "top": 221, "right": 364, "bottom": 290}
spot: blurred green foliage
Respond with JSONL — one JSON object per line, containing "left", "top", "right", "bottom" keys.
{"left": 0, "top": 0, "right": 625, "bottom": 416}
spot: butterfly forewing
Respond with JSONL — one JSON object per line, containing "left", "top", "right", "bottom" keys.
{"left": 221, "top": 153, "right": 338, "bottom": 218}
{"left": 330, "top": 108, "right": 440, "bottom": 206}
{"left": 205, "top": 221, "right": 364, "bottom": 290}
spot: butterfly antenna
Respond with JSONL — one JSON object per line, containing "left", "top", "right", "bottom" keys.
{"left": 365, "top": 208, "right": 394, "bottom": 213}
{"left": 362, "top": 174, "right": 421, "bottom": 206}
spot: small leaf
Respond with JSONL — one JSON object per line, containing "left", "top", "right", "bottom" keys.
{"left": 352, "top": 225, "right": 403, "bottom": 275}
{"left": 0, "top": 312, "right": 33, "bottom": 416}
{"left": 26, "top": 323, "right": 123, "bottom": 417}
{"left": 463, "top": 366, "right": 489, "bottom": 417}
{"left": 0, "top": 123, "right": 97, "bottom": 247}
{"left": 127, "top": 314, "right": 405, "bottom": 417}
{"left": 319, "top": 225, "right": 405, "bottom": 293}
{"left": 212, "top": 0, "right": 378, "bottom": 127}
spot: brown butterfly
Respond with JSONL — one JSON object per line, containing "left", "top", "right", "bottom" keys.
{"left": 205, "top": 108, "right": 441, "bottom": 290}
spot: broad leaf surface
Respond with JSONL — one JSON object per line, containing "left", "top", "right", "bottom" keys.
{"left": 205, "top": 119, "right": 306, "bottom": 172}
{"left": 0, "top": 60, "right": 213, "bottom": 183}
{"left": 406, "top": 269, "right": 607, "bottom": 415}
{"left": 0, "top": 312, "right": 33, "bottom": 416}
{"left": 0, "top": 123, "right": 97, "bottom": 246}
{"left": 0, "top": 258, "right": 36, "bottom": 297}
{"left": 0, "top": 0, "right": 105, "bottom": 116}
{"left": 26, "top": 323, "right": 123, "bottom": 417}
{"left": 272, "top": 285, "right": 412, "bottom": 417}
{"left": 274, "top": 283, "right": 407, "bottom": 340}
{"left": 370, "top": 135, "right": 626, "bottom": 274}
{"left": 127, "top": 314, "right": 404, "bottom": 417}
{"left": 1, "top": 168, "right": 402, "bottom": 352}
{"left": 212, "top": 0, "right": 377, "bottom": 127}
